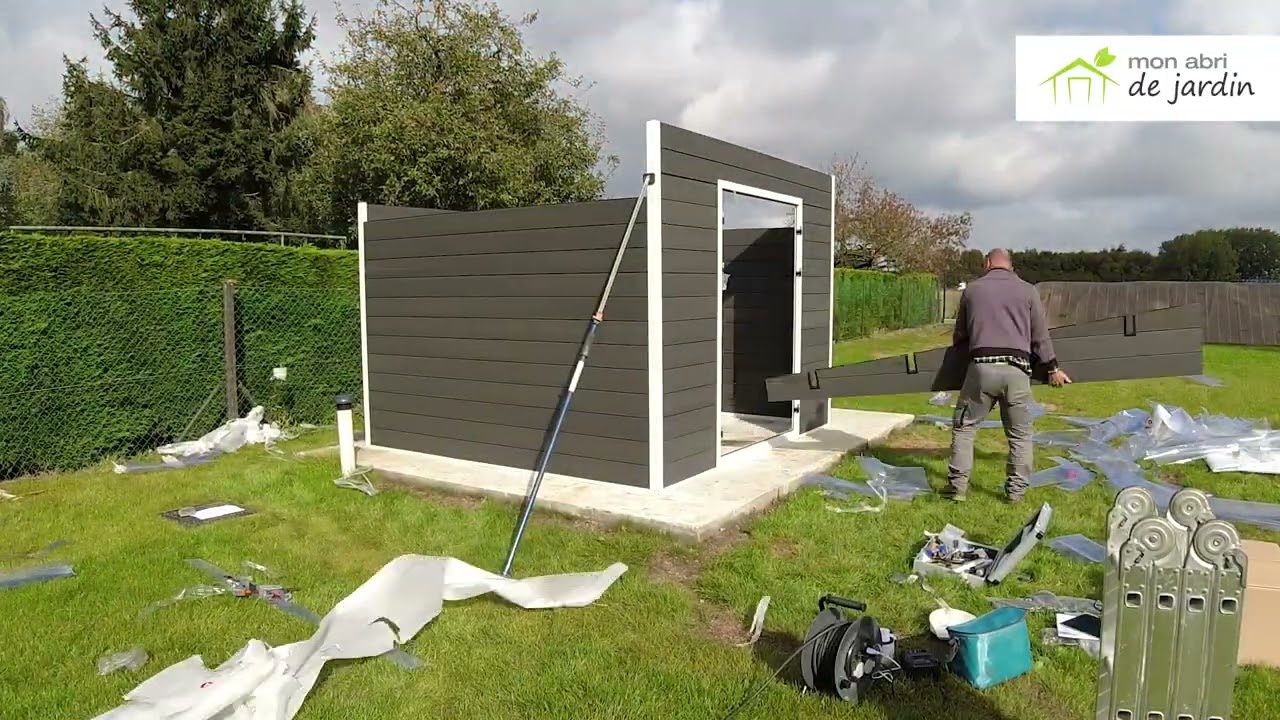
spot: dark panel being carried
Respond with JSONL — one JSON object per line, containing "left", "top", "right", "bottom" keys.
{"left": 362, "top": 198, "right": 648, "bottom": 485}
{"left": 658, "top": 121, "right": 833, "bottom": 486}
{"left": 1038, "top": 281, "right": 1280, "bottom": 346}
{"left": 722, "top": 228, "right": 794, "bottom": 418}
{"left": 765, "top": 305, "right": 1204, "bottom": 401}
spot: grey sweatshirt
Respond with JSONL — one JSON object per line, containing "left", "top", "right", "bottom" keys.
{"left": 952, "top": 268, "right": 1058, "bottom": 371}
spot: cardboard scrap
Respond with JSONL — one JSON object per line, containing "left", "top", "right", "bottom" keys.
{"left": 1240, "top": 539, "right": 1280, "bottom": 668}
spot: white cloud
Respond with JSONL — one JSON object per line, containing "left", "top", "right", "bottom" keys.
{"left": 2, "top": 0, "right": 1279, "bottom": 251}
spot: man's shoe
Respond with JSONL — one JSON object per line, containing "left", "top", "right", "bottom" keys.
{"left": 941, "top": 486, "right": 967, "bottom": 503}
{"left": 1005, "top": 494, "right": 1024, "bottom": 505}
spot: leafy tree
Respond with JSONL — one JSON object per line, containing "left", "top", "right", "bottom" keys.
{"left": 830, "top": 154, "right": 972, "bottom": 277}
{"left": 1222, "top": 227, "right": 1280, "bottom": 281}
{"left": 1154, "top": 230, "right": 1240, "bottom": 281}
{"left": 291, "top": 0, "right": 616, "bottom": 236}
{"left": 39, "top": 0, "right": 315, "bottom": 229}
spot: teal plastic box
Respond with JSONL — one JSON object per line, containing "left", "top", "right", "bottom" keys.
{"left": 947, "top": 607, "right": 1033, "bottom": 689}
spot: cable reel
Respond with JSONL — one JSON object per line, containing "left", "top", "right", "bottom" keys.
{"left": 799, "top": 595, "right": 900, "bottom": 703}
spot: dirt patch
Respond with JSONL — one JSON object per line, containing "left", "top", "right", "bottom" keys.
{"left": 694, "top": 599, "right": 753, "bottom": 645}
{"left": 649, "top": 549, "right": 702, "bottom": 587}
{"left": 380, "top": 476, "right": 488, "bottom": 509}
{"left": 771, "top": 539, "right": 799, "bottom": 559}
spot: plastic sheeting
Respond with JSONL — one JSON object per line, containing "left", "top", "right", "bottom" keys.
{"left": 0, "top": 562, "right": 76, "bottom": 590}
{"left": 806, "top": 457, "right": 931, "bottom": 514}
{"left": 1027, "top": 457, "right": 1095, "bottom": 492}
{"left": 1047, "top": 534, "right": 1105, "bottom": 564}
{"left": 734, "top": 596, "right": 771, "bottom": 647}
{"left": 91, "top": 555, "right": 628, "bottom": 720}
{"left": 989, "top": 591, "right": 1102, "bottom": 616}
{"left": 1032, "top": 430, "right": 1089, "bottom": 449}
{"left": 1185, "top": 374, "right": 1226, "bottom": 388}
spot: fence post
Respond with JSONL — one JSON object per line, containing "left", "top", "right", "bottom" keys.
{"left": 223, "top": 280, "right": 239, "bottom": 421}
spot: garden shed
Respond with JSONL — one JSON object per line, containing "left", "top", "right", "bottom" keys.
{"left": 358, "top": 120, "right": 835, "bottom": 492}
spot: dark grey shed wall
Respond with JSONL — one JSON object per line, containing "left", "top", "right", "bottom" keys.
{"left": 362, "top": 198, "right": 650, "bottom": 486}
{"left": 722, "top": 227, "right": 793, "bottom": 418}
{"left": 657, "top": 122, "right": 833, "bottom": 487}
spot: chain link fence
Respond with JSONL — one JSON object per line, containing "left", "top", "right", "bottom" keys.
{"left": 0, "top": 282, "right": 361, "bottom": 480}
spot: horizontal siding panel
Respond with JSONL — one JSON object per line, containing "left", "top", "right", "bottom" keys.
{"left": 661, "top": 123, "right": 831, "bottom": 193}
{"left": 664, "top": 362, "right": 715, "bottom": 393}
{"left": 660, "top": 174, "right": 718, "bottom": 208}
{"left": 663, "top": 198, "right": 717, "bottom": 229}
{"left": 665, "top": 431, "right": 712, "bottom": 466}
{"left": 663, "top": 248, "right": 717, "bottom": 274}
{"left": 725, "top": 260, "right": 795, "bottom": 278}
{"left": 367, "top": 296, "right": 631, "bottom": 322}
{"left": 366, "top": 205, "right": 455, "bottom": 221}
{"left": 665, "top": 449, "right": 715, "bottom": 487}
{"left": 664, "top": 295, "right": 718, "bottom": 322}
{"left": 365, "top": 198, "right": 644, "bottom": 240}
{"left": 802, "top": 294, "right": 828, "bottom": 312}
{"left": 374, "top": 410, "right": 647, "bottom": 464}
{"left": 365, "top": 247, "right": 647, "bottom": 278}
{"left": 369, "top": 373, "right": 645, "bottom": 417}
{"left": 367, "top": 273, "right": 709, "bottom": 298}
{"left": 367, "top": 335, "right": 645, "bottom": 369}
{"left": 664, "top": 384, "right": 716, "bottom": 417}
{"left": 370, "top": 391, "right": 645, "bottom": 442}
{"left": 661, "top": 224, "right": 716, "bottom": 252}
{"left": 374, "top": 428, "right": 646, "bottom": 487}
{"left": 368, "top": 316, "right": 646, "bottom": 346}
{"left": 365, "top": 223, "right": 646, "bottom": 260}
{"left": 665, "top": 405, "right": 717, "bottom": 440}
{"left": 368, "top": 354, "right": 645, "bottom": 394}
{"left": 666, "top": 340, "right": 717, "bottom": 369}
{"left": 802, "top": 309, "right": 828, "bottom": 330}
{"left": 660, "top": 148, "right": 830, "bottom": 209}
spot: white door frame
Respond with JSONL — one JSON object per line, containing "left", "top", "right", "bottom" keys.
{"left": 715, "top": 179, "right": 805, "bottom": 467}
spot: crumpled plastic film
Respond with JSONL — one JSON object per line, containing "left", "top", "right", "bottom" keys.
{"left": 155, "top": 406, "right": 282, "bottom": 458}
{"left": 828, "top": 457, "right": 931, "bottom": 513}
{"left": 334, "top": 468, "right": 378, "bottom": 496}
{"left": 734, "top": 596, "right": 771, "bottom": 647}
{"left": 1046, "top": 534, "right": 1105, "bottom": 563}
{"left": 0, "top": 562, "right": 76, "bottom": 590}
{"left": 928, "top": 391, "right": 953, "bottom": 406}
{"left": 989, "top": 590, "right": 1102, "bottom": 615}
{"left": 91, "top": 555, "right": 628, "bottom": 720}
{"left": 1185, "top": 374, "right": 1226, "bottom": 388}
{"left": 1041, "top": 627, "right": 1100, "bottom": 657}
{"left": 138, "top": 585, "right": 229, "bottom": 618}
{"left": 98, "top": 647, "right": 149, "bottom": 676}
{"left": 1032, "top": 430, "right": 1089, "bottom": 449}
{"left": 1027, "top": 457, "right": 1095, "bottom": 492}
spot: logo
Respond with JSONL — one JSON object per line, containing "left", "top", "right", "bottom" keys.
{"left": 1039, "top": 47, "right": 1119, "bottom": 104}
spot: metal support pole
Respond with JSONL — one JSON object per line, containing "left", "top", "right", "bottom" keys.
{"left": 222, "top": 280, "right": 239, "bottom": 421}
{"left": 500, "top": 173, "right": 655, "bottom": 577}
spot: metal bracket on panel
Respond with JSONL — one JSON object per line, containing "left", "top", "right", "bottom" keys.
{"left": 796, "top": 227, "right": 803, "bottom": 237}
{"left": 905, "top": 353, "right": 919, "bottom": 375}
{"left": 795, "top": 270, "right": 803, "bottom": 277}
{"left": 1124, "top": 315, "right": 1138, "bottom": 337}
{"left": 806, "top": 370, "right": 821, "bottom": 390}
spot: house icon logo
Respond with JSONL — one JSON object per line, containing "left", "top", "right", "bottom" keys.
{"left": 1040, "top": 47, "right": 1120, "bottom": 104}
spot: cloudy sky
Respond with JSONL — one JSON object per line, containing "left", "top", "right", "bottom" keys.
{"left": 3, "top": 0, "right": 1279, "bottom": 250}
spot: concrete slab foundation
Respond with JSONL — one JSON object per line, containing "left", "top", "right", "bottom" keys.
{"left": 358, "top": 408, "right": 915, "bottom": 541}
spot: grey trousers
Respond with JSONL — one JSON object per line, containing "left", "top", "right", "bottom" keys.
{"left": 946, "top": 362, "right": 1035, "bottom": 498}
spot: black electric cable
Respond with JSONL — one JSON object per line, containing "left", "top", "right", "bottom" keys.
{"left": 717, "top": 624, "right": 843, "bottom": 720}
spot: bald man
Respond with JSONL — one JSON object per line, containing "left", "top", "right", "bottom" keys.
{"left": 943, "top": 249, "right": 1071, "bottom": 504}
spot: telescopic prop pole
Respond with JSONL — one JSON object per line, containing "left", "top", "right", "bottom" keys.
{"left": 500, "top": 173, "right": 656, "bottom": 577}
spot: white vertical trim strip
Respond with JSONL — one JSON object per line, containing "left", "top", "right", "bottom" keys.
{"left": 792, "top": 202, "right": 804, "bottom": 438}
{"left": 714, "top": 186, "right": 724, "bottom": 465}
{"left": 828, "top": 174, "right": 835, "bottom": 425}
{"left": 357, "top": 201, "right": 372, "bottom": 445}
{"left": 645, "top": 120, "right": 665, "bottom": 491}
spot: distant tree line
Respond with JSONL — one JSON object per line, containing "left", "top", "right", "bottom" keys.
{"left": 942, "top": 228, "right": 1280, "bottom": 286}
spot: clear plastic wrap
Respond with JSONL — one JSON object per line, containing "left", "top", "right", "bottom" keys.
{"left": 989, "top": 591, "right": 1102, "bottom": 615}
{"left": 1027, "top": 457, "right": 1095, "bottom": 492}
{"left": 1032, "top": 430, "right": 1089, "bottom": 449}
{"left": 97, "top": 646, "right": 149, "bottom": 675}
{"left": 0, "top": 562, "right": 76, "bottom": 590}
{"left": 1185, "top": 374, "right": 1226, "bottom": 388}
{"left": 928, "top": 391, "right": 954, "bottom": 406}
{"left": 334, "top": 468, "right": 378, "bottom": 496}
{"left": 1046, "top": 534, "right": 1105, "bottom": 563}
{"left": 805, "top": 458, "right": 931, "bottom": 514}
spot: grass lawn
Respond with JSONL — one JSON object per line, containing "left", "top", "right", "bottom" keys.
{"left": 3, "top": 326, "right": 1280, "bottom": 719}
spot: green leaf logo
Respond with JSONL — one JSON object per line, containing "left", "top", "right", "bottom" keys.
{"left": 1094, "top": 47, "right": 1116, "bottom": 67}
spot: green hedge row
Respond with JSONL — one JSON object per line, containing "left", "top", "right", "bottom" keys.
{"left": 0, "top": 232, "right": 356, "bottom": 293}
{"left": 833, "top": 269, "right": 939, "bottom": 340}
{"left": 0, "top": 233, "right": 360, "bottom": 478}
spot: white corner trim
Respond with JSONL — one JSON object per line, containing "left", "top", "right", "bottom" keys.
{"left": 827, "top": 173, "right": 835, "bottom": 425}
{"left": 645, "top": 120, "right": 665, "bottom": 491}
{"left": 714, "top": 185, "right": 723, "bottom": 465}
{"left": 719, "top": 180, "right": 802, "bottom": 208}
{"left": 357, "top": 201, "right": 372, "bottom": 445}
{"left": 791, "top": 202, "right": 804, "bottom": 439}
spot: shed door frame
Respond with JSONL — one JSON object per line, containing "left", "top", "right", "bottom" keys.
{"left": 715, "top": 179, "right": 805, "bottom": 466}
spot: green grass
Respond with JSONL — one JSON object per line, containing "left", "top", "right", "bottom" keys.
{"left": 3, "top": 329, "right": 1280, "bottom": 719}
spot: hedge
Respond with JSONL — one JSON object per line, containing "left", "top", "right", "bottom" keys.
{"left": 0, "top": 233, "right": 360, "bottom": 478}
{"left": 833, "top": 269, "right": 939, "bottom": 340}
{"left": 0, "top": 232, "right": 356, "bottom": 293}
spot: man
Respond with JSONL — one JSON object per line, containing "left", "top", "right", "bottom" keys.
{"left": 943, "top": 249, "right": 1071, "bottom": 504}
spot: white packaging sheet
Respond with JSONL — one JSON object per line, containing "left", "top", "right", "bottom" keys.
{"left": 90, "top": 555, "right": 628, "bottom": 720}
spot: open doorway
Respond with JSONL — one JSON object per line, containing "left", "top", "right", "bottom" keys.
{"left": 716, "top": 182, "right": 803, "bottom": 460}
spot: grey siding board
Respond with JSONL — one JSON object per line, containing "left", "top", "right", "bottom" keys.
{"left": 368, "top": 354, "right": 643, "bottom": 394}
{"left": 665, "top": 341, "right": 717, "bottom": 369}
{"left": 368, "top": 374, "right": 646, "bottom": 419}
{"left": 666, "top": 406, "right": 717, "bottom": 440}
{"left": 658, "top": 121, "right": 833, "bottom": 485}
{"left": 365, "top": 223, "right": 646, "bottom": 260}
{"left": 364, "top": 197, "right": 645, "bottom": 240}
{"left": 374, "top": 428, "right": 646, "bottom": 487}
{"left": 665, "top": 295, "right": 718, "bottom": 322}
{"left": 661, "top": 123, "right": 831, "bottom": 193}
{"left": 373, "top": 409, "right": 645, "bottom": 464}
{"left": 723, "top": 229, "right": 792, "bottom": 418}
{"left": 363, "top": 198, "right": 648, "bottom": 486}
{"left": 665, "top": 384, "right": 717, "bottom": 416}
{"left": 660, "top": 149, "right": 831, "bottom": 210}
{"left": 366, "top": 204, "right": 456, "bottom": 221}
